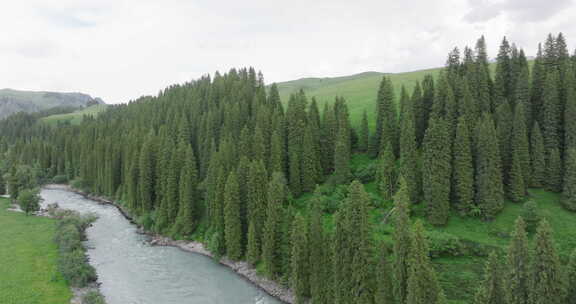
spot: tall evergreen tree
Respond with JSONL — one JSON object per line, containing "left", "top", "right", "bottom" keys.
{"left": 530, "top": 122, "right": 546, "bottom": 188}
{"left": 378, "top": 144, "right": 397, "bottom": 202}
{"left": 406, "top": 221, "right": 445, "bottom": 304}
{"left": 423, "top": 118, "right": 452, "bottom": 225}
{"left": 359, "top": 110, "right": 370, "bottom": 152}
{"left": 393, "top": 177, "right": 412, "bottom": 304}
{"left": 172, "top": 145, "right": 198, "bottom": 236}
{"left": 530, "top": 219, "right": 565, "bottom": 304}
{"left": 562, "top": 149, "right": 576, "bottom": 211}
{"left": 545, "top": 147, "right": 562, "bottom": 192}
{"left": 290, "top": 214, "right": 309, "bottom": 304}
{"left": 308, "top": 189, "right": 330, "bottom": 304}
{"left": 374, "top": 76, "right": 398, "bottom": 157}
{"left": 333, "top": 120, "right": 351, "bottom": 185}
{"left": 224, "top": 171, "right": 242, "bottom": 260}
{"left": 475, "top": 115, "right": 504, "bottom": 219}
{"left": 262, "top": 172, "right": 286, "bottom": 278}
{"left": 474, "top": 252, "right": 507, "bottom": 304}
{"left": 453, "top": 116, "right": 474, "bottom": 214}
{"left": 506, "top": 217, "right": 531, "bottom": 304}
{"left": 400, "top": 97, "right": 420, "bottom": 203}
{"left": 566, "top": 249, "right": 576, "bottom": 304}
{"left": 375, "top": 242, "right": 394, "bottom": 304}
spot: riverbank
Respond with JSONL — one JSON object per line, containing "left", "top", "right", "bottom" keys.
{"left": 43, "top": 184, "right": 296, "bottom": 304}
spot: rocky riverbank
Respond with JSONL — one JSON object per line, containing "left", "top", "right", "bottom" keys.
{"left": 43, "top": 184, "right": 296, "bottom": 304}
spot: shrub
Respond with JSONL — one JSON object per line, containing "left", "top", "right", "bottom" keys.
{"left": 426, "top": 230, "right": 465, "bottom": 257}
{"left": 522, "top": 200, "right": 541, "bottom": 232}
{"left": 352, "top": 162, "right": 377, "bottom": 183}
{"left": 57, "top": 249, "right": 97, "bottom": 287}
{"left": 17, "top": 188, "right": 40, "bottom": 215}
{"left": 82, "top": 291, "right": 106, "bottom": 304}
{"left": 52, "top": 175, "right": 69, "bottom": 184}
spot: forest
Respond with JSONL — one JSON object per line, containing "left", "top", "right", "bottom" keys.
{"left": 1, "top": 33, "right": 576, "bottom": 304}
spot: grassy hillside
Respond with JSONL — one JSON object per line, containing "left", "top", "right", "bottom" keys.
{"left": 41, "top": 104, "right": 108, "bottom": 126}
{"left": 275, "top": 68, "right": 442, "bottom": 126}
{"left": 0, "top": 89, "right": 104, "bottom": 120}
{"left": 0, "top": 197, "right": 72, "bottom": 304}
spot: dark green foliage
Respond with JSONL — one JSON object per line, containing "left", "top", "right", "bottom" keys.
{"left": 138, "top": 135, "right": 156, "bottom": 214}
{"left": 423, "top": 118, "right": 451, "bottom": 225}
{"left": 400, "top": 97, "right": 421, "bottom": 204}
{"left": 511, "top": 102, "right": 530, "bottom": 196}
{"left": 359, "top": 110, "right": 370, "bottom": 152}
{"left": 545, "top": 147, "right": 562, "bottom": 192}
{"left": 522, "top": 201, "right": 541, "bottom": 233}
{"left": 17, "top": 189, "right": 40, "bottom": 215}
{"left": 378, "top": 144, "right": 397, "bottom": 202}
{"left": 506, "top": 217, "right": 531, "bottom": 304}
{"left": 496, "top": 102, "right": 513, "bottom": 188}
{"left": 224, "top": 172, "right": 242, "bottom": 260}
{"left": 453, "top": 116, "right": 474, "bottom": 214}
{"left": 302, "top": 125, "right": 320, "bottom": 192}
{"left": 374, "top": 76, "right": 398, "bottom": 157}
{"left": 566, "top": 249, "right": 576, "bottom": 304}
{"left": 82, "top": 291, "right": 106, "bottom": 304}
{"left": 375, "top": 242, "right": 394, "bottom": 304}
{"left": 475, "top": 115, "right": 504, "bottom": 219}
{"left": 406, "top": 221, "right": 445, "bottom": 304}
{"left": 308, "top": 190, "right": 330, "bottom": 304}
{"left": 530, "top": 220, "right": 565, "bottom": 304}
{"left": 172, "top": 145, "right": 198, "bottom": 236}
{"left": 474, "top": 251, "right": 506, "bottom": 304}
{"left": 565, "top": 71, "right": 576, "bottom": 151}
{"left": 530, "top": 123, "right": 546, "bottom": 188}
{"left": 262, "top": 172, "right": 286, "bottom": 278}
{"left": 393, "top": 178, "right": 412, "bottom": 304}
{"left": 562, "top": 149, "right": 576, "bottom": 211}
{"left": 290, "top": 215, "right": 309, "bottom": 303}
{"left": 541, "top": 71, "right": 561, "bottom": 152}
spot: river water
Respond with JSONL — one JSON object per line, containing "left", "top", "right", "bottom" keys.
{"left": 40, "top": 188, "right": 280, "bottom": 304}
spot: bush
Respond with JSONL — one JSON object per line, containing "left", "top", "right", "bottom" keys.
{"left": 18, "top": 188, "right": 40, "bottom": 215}
{"left": 522, "top": 200, "right": 541, "bottom": 232}
{"left": 52, "top": 175, "right": 69, "bottom": 184}
{"left": 352, "top": 162, "right": 377, "bottom": 183}
{"left": 426, "top": 231, "right": 465, "bottom": 257}
{"left": 82, "top": 291, "right": 106, "bottom": 304}
{"left": 54, "top": 224, "right": 83, "bottom": 253}
{"left": 57, "top": 249, "right": 97, "bottom": 287}
{"left": 71, "top": 178, "right": 90, "bottom": 192}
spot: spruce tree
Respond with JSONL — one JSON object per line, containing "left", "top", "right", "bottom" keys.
{"left": 530, "top": 219, "right": 565, "bottom": 304}
{"left": 224, "top": 171, "right": 242, "bottom": 260}
{"left": 262, "top": 172, "right": 286, "bottom": 278}
{"left": 562, "top": 149, "right": 576, "bottom": 211}
{"left": 374, "top": 76, "right": 398, "bottom": 157}
{"left": 290, "top": 214, "right": 309, "bottom": 304}
{"left": 566, "top": 249, "right": 576, "bottom": 304}
{"left": 474, "top": 251, "right": 507, "bottom": 304}
{"left": 378, "top": 144, "right": 397, "bottom": 202}
{"left": 423, "top": 117, "right": 452, "bottom": 225}
{"left": 565, "top": 70, "right": 576, "bottom": 151}
{"left": 359, "top": 110, "right": 370, "bottom": 152}
{"left": 269, "top": 130, "right": 285, "bottom": 176}
{"left": 541, "top": 71, "right": 561, "bottom": 152}
{"left": 308, "top": 189, "right": 330, "bottom": 304}
{"left": 302, "top": 125, "right": 320, "bottom": 192}
{"left": 138, "top": 135, "right": 156, "bottom": 214}
{"left": 512, "top": 102, "right": 531, "bottom": 193}
{"left": 172, "top": 145, "right": 198, "bottom": 236}
{"left": 406, "top": 221, "right": 445, "bottom": 304}
{"left": 375, "top": 242, "right": 394, "bottom": 304}
{"left": 393, "top": 178, "right": 412, "bottom": 304}
{"left": 506, "top": 217, "right": 531, "bottom": 304}
{"left": 530, "top": 122, "right": 546, "bottom": 188}
{"left": 400, "top": 98, "right": 421, "bottom": 203}
{"left": 453, "top": 116, "right": 474, "bottom": 214}
{"left": 333, "top": 122, "right": 351, "bottom": 185}
{"left": 246, "top": 220, "right": 259, "bottom": 265}
{"left": 545, "top": 147, "right": 562, "bottom": 192}
{"left": 475, "top": 115, "right": 504, "bottom": 219}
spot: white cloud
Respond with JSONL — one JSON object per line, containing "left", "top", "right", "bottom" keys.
{"left": 0, "top": 0, "right": 574, "bottom": 103}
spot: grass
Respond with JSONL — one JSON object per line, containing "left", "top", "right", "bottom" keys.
{"left": 41, "top": 104, "right": 108, "bottom": 126}
{"left": 0, "top": 197, "right": 72, "bottom": 304}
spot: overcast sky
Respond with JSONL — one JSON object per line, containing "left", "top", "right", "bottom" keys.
{"left": 1, "top": 0, "right": 574, "bottom": 104}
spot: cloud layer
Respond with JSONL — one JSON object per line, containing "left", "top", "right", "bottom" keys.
{"left": 0, "top": 0, "right": 574, "bottom": 103}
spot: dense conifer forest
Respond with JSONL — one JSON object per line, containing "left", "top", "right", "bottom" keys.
{"left": 1, "top": 34, "right": 576, "bottom": 303}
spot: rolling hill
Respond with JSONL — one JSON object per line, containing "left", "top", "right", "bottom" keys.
{"left": 40, "top": 104, "right": 109, "bottom": 126}
{"left": 0, "top": 89, "right": 105, "bottom": 120}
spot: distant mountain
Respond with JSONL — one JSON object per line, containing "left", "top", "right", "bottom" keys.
{"left": 0, "top": 89, "right": 105, "bottom": 120}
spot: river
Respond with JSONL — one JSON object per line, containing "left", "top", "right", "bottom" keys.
{"left": 40, "top": 188, "right": 280, "bottom": 304}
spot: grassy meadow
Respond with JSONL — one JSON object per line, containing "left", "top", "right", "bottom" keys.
{"left": 41, "top": 104, "right": 108, "bottom": 126}
{"left": 0, "top": 197, "right": 72, "bottom": 304}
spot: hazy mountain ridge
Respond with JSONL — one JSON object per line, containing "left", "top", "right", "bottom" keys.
{"left": 0, "top": 88, "right": 105, "bottom": 119}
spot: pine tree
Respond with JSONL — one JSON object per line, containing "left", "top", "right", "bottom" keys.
{"left": 333, "top": 122, "right": 351, "bottom": 185}
{"left": 247, "top": 160, "right": 267, "bottom": 261}
{"left": 224, "top": 172, "right": 242, "bottom": 260}
{"left": 359, "top": 110, "right": 370, "bottom": 152}
{"left": 423, "top": 118, "right": 452, "bottom": 226}
{"left": 246, "top": 220, "right": 259, "bottom": 265}
{"left": 566, "top": 249, "right": 576, "bottom": 304}
{"left": 530, "top": 219, "right": 565, "bottom": 304}
{"left": 138, "top": 135, "right": 156, "bottom": 214}
{"left": 375, "top": 242, "right": 394, "bottom": 304}
{"left": 406, "top": 221, "right": 445, "bottom": 304}
{"left": 545, "top": 147, "right": 562, "bottom": 192}
{"left": 400, "top": 98, "right": 421, "bottom": 203}
{"left": 374, "top": 76, "right": 398, "bottom": 157}
{"left": 308, "top": 189, "right": 330, "bottom": 304}
{"left": 171, "top": 145, "right": 198, "bottom": 236}
{"left": 290, "top": 214, "right": 309, "bottom": 304}
{"left": 269, "top": 130, "right": 285, "bottom": 176}
{"left": 262, "top": 172, "right": 286, "bottom": 278}
{"left": 474, "top": 251, "right": 507, "bottom": 304}
{"left": 508, "top": 150, "right": 526, "bottom": 203}
{"left": 562, "top": 148, "right": 576, "bottom": 210}
{"left": 565, "top": 70, "right": 576, "bottom": 151}
{"left": 302, "top": 124, "right": 320, "bottom": 192}
{"left": 393, "top": 178, "right": 412, "bottom": 304}
{"left": 512, "top": 102, "right": 531, "bottom": 193}
{"left": 475, "top": 115, "right": 504, "bottom": 219}
{"left": 453, "top": 116, "right": 474, "bottom": 214}
{"left": 530, "top": 122, "right": 546, "bottom": 188}
{"left": 496, "top": 102, "right": 514, "bottom": 189}
{"left": 378, "top": 144, "right": 397, "bottom": 201}
{"left": 541, "top": 71, "right": 561, "bottom": 152}
{"left": 506, "top": 217, "right": 531, "bottom": 304}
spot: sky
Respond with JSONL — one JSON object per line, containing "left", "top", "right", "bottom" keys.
{"left": 0, "top": 0, "right": 575, "bottom": 104}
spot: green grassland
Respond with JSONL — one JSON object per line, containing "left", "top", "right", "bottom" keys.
{"left": 0, "top": 197, "right": 72, "bottom": 304}
{"left": 41, "top": 104, "right": 108, "bottom": 126}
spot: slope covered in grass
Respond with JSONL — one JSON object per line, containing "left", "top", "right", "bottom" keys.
{"left": 0, "top": 197, "right": 72, "bottom": 304}
{"left": 41, "top": 104, "right": 108, "bottom": 126}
